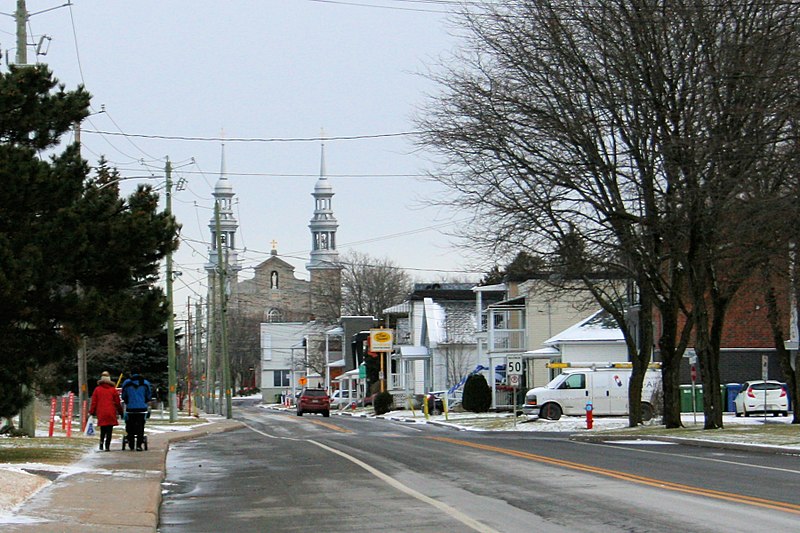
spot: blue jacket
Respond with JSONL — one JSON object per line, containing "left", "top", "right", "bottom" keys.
{"left": 121, "top": 374, "right": 152, "bottom": 412}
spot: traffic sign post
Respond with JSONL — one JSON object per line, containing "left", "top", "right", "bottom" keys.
{"left": 369, "top": 329, "right": 394, "bottom": 392}
{"left": 762, "top": 355, "right": 768, "bottom": 420}
{"left": 507, "top": 356, "right": 522, "bottom": 428}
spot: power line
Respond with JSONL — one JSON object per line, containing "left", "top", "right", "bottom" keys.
{"left": 82, "top": 129, "right": 423, "bottom": 143}
{"left": 116, "top": 168, "right": 427, "bottom": 178}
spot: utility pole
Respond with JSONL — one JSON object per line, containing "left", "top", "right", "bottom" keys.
{"left": 12, "top": 0, "right": 36, "bottom": 438}
{"left": 215, "top": 201, "right": 233, "bottom": 418}
{"left": 15, "top": 0, "right": 27, "bottom": 65}
{"left": 195, "top": 299, "right": 204, "bottom": 411}
{"left": 206, "top": 283, "right": 216, "bottom": 413}
{"left": 186, "top": 298, "right": 193, "bottom": 417}
{"left": 165, "top": 158, "right": 178, "bottom": 422}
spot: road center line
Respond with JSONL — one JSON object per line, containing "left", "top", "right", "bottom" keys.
{"left": 576, "top": 439, "right": 800, "bottom": 476}
{"left": 429, "top": 436, "right": 800, "bottom": 516}
{"left": 308, "top": 440, "right": 500, "bottom": 533}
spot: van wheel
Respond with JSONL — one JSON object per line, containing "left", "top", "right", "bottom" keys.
{"left": 641, "top": 403, "right": 653, "bottom": 422}
{"left": 540, "top": 403, "right": 562, "bottom": 421}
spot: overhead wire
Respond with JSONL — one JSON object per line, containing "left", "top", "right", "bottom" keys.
{"left": 82, "top": 129, "right": 422, "bottom": 143}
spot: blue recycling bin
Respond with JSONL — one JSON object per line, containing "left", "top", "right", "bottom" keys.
{"left": 725, "top": 383, "right": 741, "bottom": 413}
{"left": 781, "top": 383, "right": 792, "bottom": 411}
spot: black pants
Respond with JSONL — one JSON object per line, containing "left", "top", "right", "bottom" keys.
{"left": 125, "top": 412, "right": 147, "bottom": 449}
{"left": 99, "top": 425, "right": 113, "bottom": 450}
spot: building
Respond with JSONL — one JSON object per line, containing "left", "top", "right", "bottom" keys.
{"left": 203, "top": 142, "right": 344, "bottom": 403}
{"left": 383, "top": 283, "right": 505, "bottom": 400}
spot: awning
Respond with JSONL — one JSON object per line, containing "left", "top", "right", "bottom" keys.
{"left": 335, "top": 368, "right": 361, "bottom": 380}
{"left": 398, "top": 345, "right": 430, "bottom": 359}
{"left": 327, "top": 358, "right": 346, "bottom": 368}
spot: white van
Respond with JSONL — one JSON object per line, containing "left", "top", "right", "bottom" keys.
{"left": 522, "top": 366, "right": 661, "bottom": 421}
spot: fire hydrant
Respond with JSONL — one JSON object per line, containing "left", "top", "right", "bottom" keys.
{"left": 586, "top": 400, "right": 594, "bottom": 430}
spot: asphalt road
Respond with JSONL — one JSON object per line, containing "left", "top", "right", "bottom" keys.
{"left": 158, "top": 403, "right": 800, "bottom": 532}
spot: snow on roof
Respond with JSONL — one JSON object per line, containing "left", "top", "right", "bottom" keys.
{"left": 473, "top": 283, "right": 507, "bottom": 292}
{"left": 544, "top": 310, "right": 624, "bottom": 345}
{"left": 383, "top": 302, "right": 411, "bottom": 314}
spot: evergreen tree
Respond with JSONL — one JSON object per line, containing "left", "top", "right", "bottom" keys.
{"left": 462, "top": 373, "right": 492, "bottom": 413}
{"left": 0, "top": 65, "right": 178, "bottom": 417}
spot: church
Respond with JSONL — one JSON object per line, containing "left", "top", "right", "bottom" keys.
{"left": 204, "top": 143, "right": 344, "bottom": 402}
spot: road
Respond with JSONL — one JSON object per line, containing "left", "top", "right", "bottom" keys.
{"left": 159, "top": 402, "right": 800, "bottom": 532}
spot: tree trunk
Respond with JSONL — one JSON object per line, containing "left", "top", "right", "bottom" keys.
{"left": 628, "top": 285, "right": 654, "bottom": 427}
{"left": 760, "top": 264, "right": 799, "bottom": 423}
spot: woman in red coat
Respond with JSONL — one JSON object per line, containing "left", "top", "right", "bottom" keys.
{"left": 89, "top": 371, "right": 123, "bottom": 451}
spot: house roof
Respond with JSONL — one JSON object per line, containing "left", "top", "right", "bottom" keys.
{"left": 383, "top": 302, "right": 411, "bottom": 315}
{"left": 487, "top": 295, "right": 526, "bottom": 308}
{"left": 409, "top": 282, "right": 494, "bottom": 301}
{"left": 544, "top": 310, "right": 624, "bottom": 345}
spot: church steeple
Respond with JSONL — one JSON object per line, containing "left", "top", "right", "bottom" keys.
{"left": 206, "top": 142, "right": 242, "bottom": 282}
{"left": 307, "top": 139, "right": 339, "bottom": 271}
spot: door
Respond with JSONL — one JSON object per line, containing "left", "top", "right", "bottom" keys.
{"left": 558, "top": 372, "right": 589, "bottom": 415}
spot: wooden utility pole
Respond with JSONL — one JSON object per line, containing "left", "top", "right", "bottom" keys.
{"left": 165, "top": 158, "right": 178, "bottom": 422}
{"left": 15, "top": 0, "right": 27, "bottom": 64}
{"left": 195, "top": 299, "right": 204, "bottom": 411}
{"left": 215, "top": 202, "right": 233, "bottom": 418}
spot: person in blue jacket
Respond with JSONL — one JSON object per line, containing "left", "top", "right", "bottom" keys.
{"left": 121, "top": 368, "right": 152, "bottom": 451}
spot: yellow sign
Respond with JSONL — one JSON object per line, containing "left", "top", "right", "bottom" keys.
{"left": 299, "top": 376, "right": 308, "bottom": 386}
{"left": 369, "top": 329, "right": 394, "bottom": 352}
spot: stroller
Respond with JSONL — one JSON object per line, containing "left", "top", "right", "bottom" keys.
{"left": 120, "top": 404, "right": 149, "bottom": 451}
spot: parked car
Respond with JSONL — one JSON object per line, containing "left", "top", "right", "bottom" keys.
{"left": 296, "top": 388, "right": 330, "bottom": 417}
{"left": 734, "top": 380, "right": 788, "bottom": 417}
{"left": 329, "top": 390, "right": 356, "bottom": 408}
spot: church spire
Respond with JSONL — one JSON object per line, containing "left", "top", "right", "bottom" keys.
{"left": 319, "top": 136, "right": 326, "bottom": 178}
{"left": 206, "top": 141, "right": 242, "bottom": 279}
{"left": 307, "top": 137, "right": 339, "bottom": 271}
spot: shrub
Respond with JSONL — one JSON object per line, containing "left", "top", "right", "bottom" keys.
{"left": 373, "top": 391, "right": 394, "bottom": 415}
{"left": 462, "top": 373, "right": 492, "bottom": 412}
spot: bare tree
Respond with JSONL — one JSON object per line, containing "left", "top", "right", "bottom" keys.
{"left": 226, "top": 309, "right": 261, "bottom": 392}
{"left": 419, "top": 0, "right": 800, "bottom": 428}
{"left": 340, "top": 251, "right": 412, "bottom": 318}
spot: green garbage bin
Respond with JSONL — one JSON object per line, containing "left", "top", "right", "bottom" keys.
{"left": 680, "top": 384, "right": 726, "bottom": 412}
{"left": 680, "top": 384, "right": 704, "bottom": 412}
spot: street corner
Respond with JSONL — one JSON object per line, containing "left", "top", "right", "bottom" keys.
{"left": 0, "top": 467, "right": 50, "bottom": 515}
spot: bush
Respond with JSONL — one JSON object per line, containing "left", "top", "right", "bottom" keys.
{"left": 462, "top": 374, "right": 492, "bottom": 413}
{"left": 373, "top": 391, "right": 394, "bottom": 415}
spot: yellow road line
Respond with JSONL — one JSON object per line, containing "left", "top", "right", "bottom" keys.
{"left": 304, "top": 419, "right": 352, "bottom": 433}
{"left": 429, "top": 436, "right": 800, "bottom": 516}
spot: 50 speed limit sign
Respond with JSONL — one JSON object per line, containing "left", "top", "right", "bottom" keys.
{"left": 507, "top": 356, "right": 523, "bottom": 375}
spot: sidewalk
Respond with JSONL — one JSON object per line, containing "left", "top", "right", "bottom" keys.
{"left": 2, "top": 418, "right": 243, "bottom": 533}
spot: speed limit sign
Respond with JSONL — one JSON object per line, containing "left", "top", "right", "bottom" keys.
{"left": 509, "top": 373, "right": 520, "bottom": 387}
{"left": 507, "top": 356, "right": 523, "bottom": 375}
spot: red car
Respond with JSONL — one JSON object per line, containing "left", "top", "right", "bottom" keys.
{"left": 296, "top": 388, "right": 330, "bottom": 417}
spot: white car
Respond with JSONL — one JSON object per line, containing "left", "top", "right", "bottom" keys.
{"left": 734, "top": 380, "right": 789, "bottom": 417}
{"left": 329, "top": 390, "right": 357, "bottom": 408}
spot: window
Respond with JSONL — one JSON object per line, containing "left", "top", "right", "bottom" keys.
{"left": 266, "top": 308, "right": 282, "bottom": 323}
{"left": 273, "top": 370, "right": 290, "bottom": 387}
{"left": 561, "top": 374, "right": 586, "bottom": 390}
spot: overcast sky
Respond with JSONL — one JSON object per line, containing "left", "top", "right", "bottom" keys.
{"left": 3, "top": 0, "right": 487, "bottom": 319}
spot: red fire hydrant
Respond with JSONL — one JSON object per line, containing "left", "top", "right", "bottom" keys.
{"left": 586, "top": 401, "right": 593, "bottom": 430}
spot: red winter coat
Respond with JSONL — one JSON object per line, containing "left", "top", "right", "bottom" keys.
{"left": 89, "top": 382, "right": 123, "bottom": 427}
